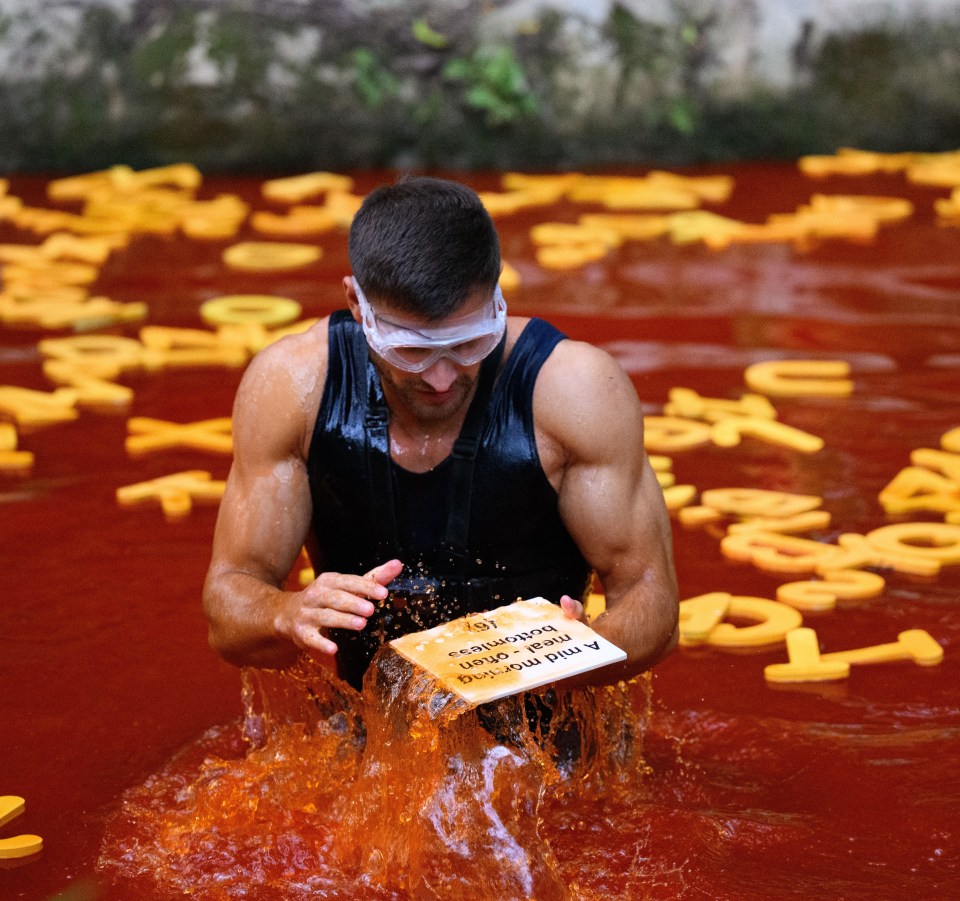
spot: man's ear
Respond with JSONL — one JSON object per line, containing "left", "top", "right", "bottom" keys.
{"left": 343, "top": 276, "right": 362, "bottom": 324}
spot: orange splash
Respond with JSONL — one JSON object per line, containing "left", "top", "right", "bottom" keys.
{"left": 98, "top": 649, "right": 649, "bottom": 900}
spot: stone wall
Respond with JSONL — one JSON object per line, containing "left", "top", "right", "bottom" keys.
{"left": 0, "top": 0, "right": 958, "bottom": 173}
{"left": 498, "top": 0, "right": 960, "bottom": 85}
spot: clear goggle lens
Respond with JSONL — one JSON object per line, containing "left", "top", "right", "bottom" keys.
{"left": 352, "top": 277, "right": 507, "bottom": 373}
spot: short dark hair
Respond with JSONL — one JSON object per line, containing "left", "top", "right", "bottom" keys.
{"left": 348, "top": 176, "right": 501, "bottom": 320}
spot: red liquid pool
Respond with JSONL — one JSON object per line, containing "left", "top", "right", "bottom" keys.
{"left": 1, "top": 164, "right": 959, "bottom": 898}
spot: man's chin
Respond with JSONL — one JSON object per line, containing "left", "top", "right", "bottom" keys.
{"left": 400, "top": 376, "right": 471, "bottom": 418}
{"left": 407, "top": 385, "right": 469, "bottom": 420}
{"left": 374, "top": 358, "right": 475, "bottom": 421}
{"left": 417, "top": 385, "right": 458, "bottom": 405}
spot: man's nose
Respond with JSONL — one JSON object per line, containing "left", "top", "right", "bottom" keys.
{"left": 420, "top": 356, "right": 459, "bottom": 392}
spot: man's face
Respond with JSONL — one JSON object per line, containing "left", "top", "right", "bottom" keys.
{"left": 371, "top": 351, "right": 480, "bottom": 423}
{"left": 348, "top": 279, "right": 505, "bottom": 423}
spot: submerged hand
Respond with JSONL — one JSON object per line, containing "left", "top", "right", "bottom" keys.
{"left": 275, "top": 558, "right": 404, "bottom": 656}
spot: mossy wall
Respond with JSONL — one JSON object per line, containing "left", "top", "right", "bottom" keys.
{"left": 1, "top": 0, "right": 958, "bottom": 174}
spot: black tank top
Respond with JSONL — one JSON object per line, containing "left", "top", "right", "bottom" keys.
{"left": 307, "top": 310, "right": 592, "bottom": 689}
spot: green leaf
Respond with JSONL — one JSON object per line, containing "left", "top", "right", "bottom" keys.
{"left": 352, "top": 47, "right": 374, "bottom": 69}
{"left": 442, "top": 57, "right": 471, "bottom": 80}
{"left": 669, "top": 97, "right": 696, "bottom": 134}
{"left": 465, "top": 84, "right": 502, "bottom": 112}
{"left": 412, "top": 18, "right": 448, "bottom": 49}
{"left": 350, "top": 48, "right": 398, "bottom": 110}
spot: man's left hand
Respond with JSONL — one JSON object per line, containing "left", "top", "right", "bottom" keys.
{"left": 560, "top": 594, "right": 587, "bottom": 623}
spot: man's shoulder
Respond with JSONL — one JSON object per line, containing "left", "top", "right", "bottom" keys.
{"left": 237, "top": 316, "right": 332, "bottom": 414}
{"left": 229, "top": 316, "right": 336, "bottom": 459}
{"left": 535, "top": 336, "right": 643, "bottom": 448}
{"left": 247, "top": 316, "right": 329, "bottom": 375}
{"left": 539, "top": 334, "right": 625, "bottom": 389}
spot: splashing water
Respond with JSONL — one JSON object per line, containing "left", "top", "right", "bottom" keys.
{"left": 98, "top": 648, "right": 650, "bottom": 900}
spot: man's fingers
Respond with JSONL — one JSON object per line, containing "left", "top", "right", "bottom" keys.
{"left": 288, "top": 564, "right": 406, "bottom": 657}
{"left": 306, "top": 585, "right": 377, "bottom": 618}
{"left": 560, "top": 594, "right": 587, "bottom": 622}
{"left": 310, "top": 571, "right": 388, "bottom": 606}
{"left": 301, "top": 606, "right": 369, "bottom": 634}
{"left": 297, "top": 626, "right": 338, "bottom": 656}
{"left": 365, "top": 558, "right": 405, "bottom": 586}
{"left": 292, "top": 603, "right": 373, "bottom": 654}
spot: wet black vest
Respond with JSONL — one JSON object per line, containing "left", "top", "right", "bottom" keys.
{"left": 307, "top": 310, "right": 592, "bottom": 689}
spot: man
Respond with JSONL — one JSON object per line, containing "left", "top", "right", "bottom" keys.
{"left": 203, "top": 176, "right": 678, "bottom": 693}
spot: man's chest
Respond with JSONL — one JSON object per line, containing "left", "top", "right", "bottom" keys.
{"left": 387, "top": 426, "right": 458, "bottom": 473}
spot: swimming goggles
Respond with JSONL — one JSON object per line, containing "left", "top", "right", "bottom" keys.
{"left": 352, "top": 276, "right": 507, "bottom": 373}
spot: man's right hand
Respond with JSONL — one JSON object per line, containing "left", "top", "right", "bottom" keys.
{"left": 275, "top": 559, "right": 405, "bottom": 656}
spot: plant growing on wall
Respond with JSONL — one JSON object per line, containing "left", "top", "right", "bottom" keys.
{"left": 0, "top": 0, "right": 958, "bottom": 173}
{"left": 443, "top": 44, "right": 538, "bottom": 127}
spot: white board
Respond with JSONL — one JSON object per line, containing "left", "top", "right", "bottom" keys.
{"left": 389, "top": 597, "right": 627, "bottom": 705}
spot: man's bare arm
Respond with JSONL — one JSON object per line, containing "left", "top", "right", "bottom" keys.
{"left": 202, "top": 324, "right": 401, "bottom": 669}
{"left": 537, "top": 340, "right": 679, "bottom": 684}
